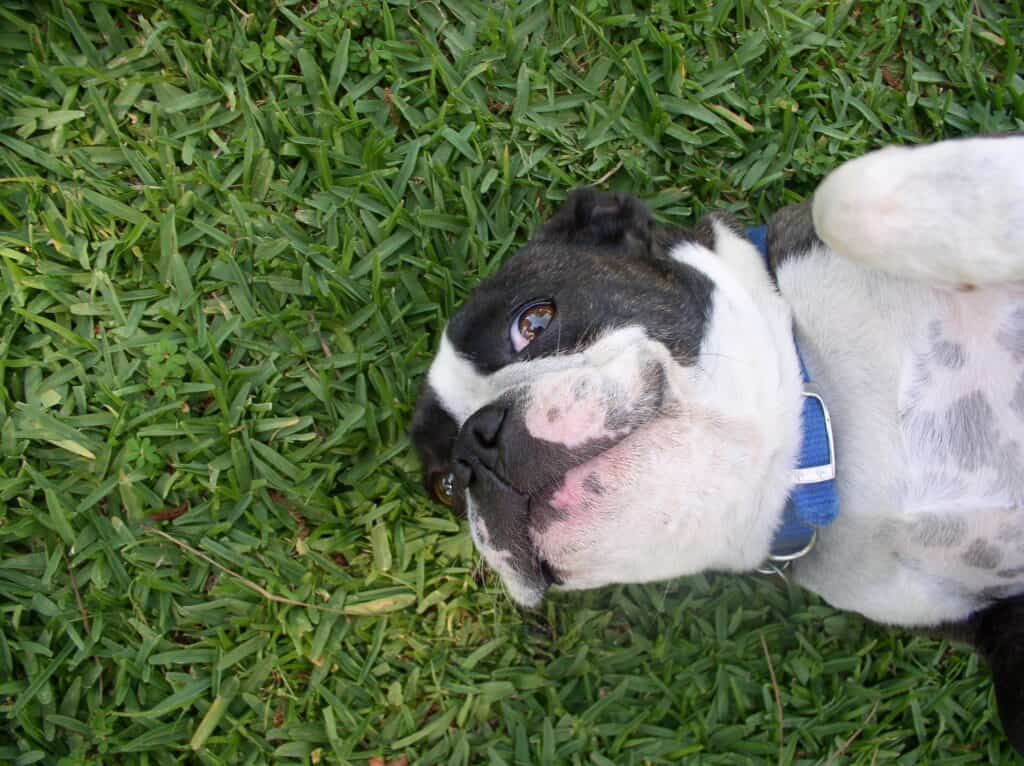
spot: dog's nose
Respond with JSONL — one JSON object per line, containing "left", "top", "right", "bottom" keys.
{"left": 452, "top": 403, "right": 506, "bottom": 485}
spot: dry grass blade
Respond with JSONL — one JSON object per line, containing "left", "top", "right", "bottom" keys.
{"left": 143, "top": 525, "right": 346, "bottom": 615}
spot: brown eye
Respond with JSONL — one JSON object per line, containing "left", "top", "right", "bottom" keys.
{"left": 511, "top": 301, "right": 556, "bottom": 352}
{"left": 433, "top": 472, "right": 455, "bottom": 506}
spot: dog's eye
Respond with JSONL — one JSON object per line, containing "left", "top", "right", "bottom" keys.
{"left": 511, "top": 301, "right": 556, "bottom": 352}
{"left": 433, "top": 472, "right": 455, "bottom": 507}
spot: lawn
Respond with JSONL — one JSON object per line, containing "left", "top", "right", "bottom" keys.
{"left": 0, "top": 0, "right": 1022, "bottom": 763}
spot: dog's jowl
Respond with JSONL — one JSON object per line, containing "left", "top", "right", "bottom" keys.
{"left": 411, "top": 136, "right": 1024, "bottom": 754}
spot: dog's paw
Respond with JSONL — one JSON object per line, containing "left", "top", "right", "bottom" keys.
{"left": 812, "top": 135, "right": 1024, "bottom": 286}
{"left": 540, "top": 188, "right": 654, "bottom": 251}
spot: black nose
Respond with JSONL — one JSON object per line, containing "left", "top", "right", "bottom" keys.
{"left": 452, "top": 402, "right": 506, "bottom": 485}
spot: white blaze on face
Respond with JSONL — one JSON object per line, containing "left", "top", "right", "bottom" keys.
{"left": 427, "top": 334, "right": 493, "bottom": 428}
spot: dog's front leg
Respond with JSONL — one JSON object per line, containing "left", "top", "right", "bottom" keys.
{"left": 812, "top": 135, "right": 1024, "bottom": 287}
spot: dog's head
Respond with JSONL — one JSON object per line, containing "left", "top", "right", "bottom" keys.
{"left": 411, "top": 189, "right": 803, "bottom": 606}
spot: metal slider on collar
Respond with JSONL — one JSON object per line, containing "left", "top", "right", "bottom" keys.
{"left": 792, "top": 387, "right": 836, "bottom": 484}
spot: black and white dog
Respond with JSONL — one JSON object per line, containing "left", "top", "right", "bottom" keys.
{"left": 411, "top": 136, "right": 1024, "bottom": 752}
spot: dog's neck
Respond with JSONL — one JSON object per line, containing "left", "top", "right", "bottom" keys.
{"left": 668, "top": 223, "right": 807, "bottom": 572}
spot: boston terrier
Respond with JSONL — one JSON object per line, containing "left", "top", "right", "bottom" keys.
{"left": 410, "top": 135, "right": 1024, "bottom": 753}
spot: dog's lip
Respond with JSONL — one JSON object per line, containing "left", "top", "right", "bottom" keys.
{"left": 458, "top": 455, "right": 558, "bottom": 595}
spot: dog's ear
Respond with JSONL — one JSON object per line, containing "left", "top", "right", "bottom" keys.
{"left": 977, "top": 595, "right": 1024, "bottom": 755}
{"left": 539, "top": 188, "right": 653, "bottom": 252}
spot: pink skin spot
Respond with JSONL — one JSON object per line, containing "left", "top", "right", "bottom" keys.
{"left": 550, "top": 470, "right": 588, "bottom": 512}
{"left": 538, "top": 450, "right": 626, "bottom": 555}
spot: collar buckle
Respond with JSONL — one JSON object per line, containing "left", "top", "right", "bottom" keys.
{"left": 756, "top": 529, "right": 818, "bottom": 577}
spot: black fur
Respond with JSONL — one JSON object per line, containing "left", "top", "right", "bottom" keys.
{"left": 976, "top": 594, "right": 1024, "bottom": 754}
{"left": 538, "top": 187, "right": 656, "bottom": 250}
{"left": 767, "top": 200, "right": 822, "bottom": 275}
{"left": 443, "top": 189, "right": 715, "bottom": 375}
{"left": 409, "top": 386, "right": 458, "bottom": 498}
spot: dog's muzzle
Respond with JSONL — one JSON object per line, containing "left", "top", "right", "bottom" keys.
{"left": 452, "top": 356, "right": 671, "bottom": 598}
{"left": 453, "top": 401, "right": 554, "bottom": 595}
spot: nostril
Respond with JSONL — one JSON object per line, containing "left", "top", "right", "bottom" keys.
{"left": 453, "top": 402, "right": 507, "bottom": 474}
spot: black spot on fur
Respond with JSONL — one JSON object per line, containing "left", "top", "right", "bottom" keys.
{"left": 998, "top": 566, "right": 1024, "bottom": 580}
{"left": 999, "top": 523, "right": 1024, "bottom": 542}
{"left": 546, "top": 406, "right": 560, "bottom": 423}
{"left": 962, "top": 537, "right": 1003, "bottom": 570}
{"left": 583, "top": 473, "right": 606, "bottom": 496}
{"left": 767, "top": 201, "right": 822, "bottom": 275}
{"left": 934, "top": 341, "right": 966, "bottom": 368}
{"left": 1012, "top": 374, "right": 1024, "bottom": 420}
{"left": 911, "top": 513, "right": 967, "bottom": 547}
{"left": 997, "top": 307, "right": 1024, "bottom": 362}
{"left": 571, "top": 377, "right": 592, "bottom": 401}
{"left": 946, "top": 391, "right": 997, "bottom": 471}
{"left": 928, "top": 321, "right": 966, "bottom": 369}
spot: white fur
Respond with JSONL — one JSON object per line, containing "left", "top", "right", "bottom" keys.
{"left": 428, "top": 334, "right": 493, "bottom": 427}
{"left": 525, "top": 315, "right": 802, "bottom": 589}
{"left": 812, "top": 137, "right": 1024, "bottom": 286}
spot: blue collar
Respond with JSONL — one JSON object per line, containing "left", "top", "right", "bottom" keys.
{"left": 746, "top": 226, "right": 839, "bottom": 572}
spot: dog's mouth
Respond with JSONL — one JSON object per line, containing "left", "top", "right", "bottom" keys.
{"left": 450, "top": 342, "right": 675, "bottom": 605}
{"left": 458, "top": 409, "right": 667, "bottom": 605}
{"left": 458, "top": 455, "right": 561, "bottom": 604}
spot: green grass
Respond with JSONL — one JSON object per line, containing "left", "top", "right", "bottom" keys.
{"left": 0, "top": 0, "right": 1022, "bottom": 763}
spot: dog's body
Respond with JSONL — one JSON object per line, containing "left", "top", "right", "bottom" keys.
{"left": 777, "top": 212, "right": 1024, "bottom": 627}
{"left": 411, "top": 136, "right": 1024, "bottom": 751}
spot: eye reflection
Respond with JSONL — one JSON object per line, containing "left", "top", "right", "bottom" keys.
{"left": 433, "top": 472, "right": 455, "bottom": 506}
{"left": 511, "top": 301, "right": 556, "bottom": 352}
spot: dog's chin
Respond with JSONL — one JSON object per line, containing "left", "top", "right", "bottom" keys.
{"left": 500, "top": 572, "right": 548, "bottom": 608}
{"left": 478, "top": 551, "right": 555, "bottom": 609}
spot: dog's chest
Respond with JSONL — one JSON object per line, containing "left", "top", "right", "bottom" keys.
{"left": 777, "top": 252, "right": 1024, "bottom": 625}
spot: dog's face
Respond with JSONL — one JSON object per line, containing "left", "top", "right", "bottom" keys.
{"left": 412, "top": 190, "right": 801, "bottom": 606}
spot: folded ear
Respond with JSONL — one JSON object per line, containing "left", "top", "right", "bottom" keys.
{"left": 540, "top": 187, "right": 654, "bottom": 251}
{"left": 976, "top": 594, "right": 1024, "bottom": 755}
